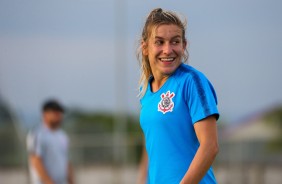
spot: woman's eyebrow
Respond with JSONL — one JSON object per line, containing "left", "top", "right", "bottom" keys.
{"left": 154, "top": 36, "right": 164, "bottom": 40}
{"left": 171, "top": 35, "right": 181, "bottom": 39}
{"left": 154, "top": 35, "right": 181, "bottom": 40}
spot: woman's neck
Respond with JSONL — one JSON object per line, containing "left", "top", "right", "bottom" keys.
{"left": 151, "top": 74, "right": 170, "bottom": 92}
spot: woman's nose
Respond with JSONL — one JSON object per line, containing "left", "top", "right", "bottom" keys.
{"left": 162, "top": 43, "right": 173, "bottom": 55}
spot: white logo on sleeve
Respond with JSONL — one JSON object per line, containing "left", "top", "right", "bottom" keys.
{"left": 158, "top": 91, "right": 175, "bottom": 114}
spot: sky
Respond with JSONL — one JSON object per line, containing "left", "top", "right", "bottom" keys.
{"left": 0, "top": 0, "right": 282, "bottom": 126}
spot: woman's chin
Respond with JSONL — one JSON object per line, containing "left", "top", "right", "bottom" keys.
{"left": 160, "top": 64, "right": 180, "bottom": 75}
{"left": 161, "top": 68, "right": 177, "bottom": 76}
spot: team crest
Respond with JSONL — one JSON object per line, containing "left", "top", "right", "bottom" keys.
{"left": 158, "top": 91, "right": 175, "bottom": 114}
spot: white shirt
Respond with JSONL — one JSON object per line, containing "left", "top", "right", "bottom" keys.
{"left": 27, "top": 124, "right": 69, "bottom": 184}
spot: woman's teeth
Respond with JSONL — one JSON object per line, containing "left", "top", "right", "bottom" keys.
{"left": 160, "top": 57, "right": 175, "bottom": 62}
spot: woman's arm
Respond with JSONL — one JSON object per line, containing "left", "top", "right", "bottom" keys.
{"left": 137, "top": 145, "right": 148, "bottom": 184}
{"left": 180, "top": 115, "right": 219, "bottom": 184}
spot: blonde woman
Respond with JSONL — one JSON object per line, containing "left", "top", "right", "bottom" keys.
{"left": 137, "top": 8, "right": 219, "bottom": 184}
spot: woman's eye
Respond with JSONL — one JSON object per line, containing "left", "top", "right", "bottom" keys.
{"left": 155, "top": 40, "right": 163, "bottom": 45}
{"left": 172, "top": 40, "right": 180, "bottom": 45}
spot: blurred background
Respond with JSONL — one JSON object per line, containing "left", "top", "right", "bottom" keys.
{"left": 0, "top": 0, "right": 281, "bottom": 183}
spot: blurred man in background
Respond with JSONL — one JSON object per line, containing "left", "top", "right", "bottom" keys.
{"left": 27, "top": 99, "right": 74, "bottom": 184}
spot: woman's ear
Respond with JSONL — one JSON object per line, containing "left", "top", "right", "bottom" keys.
{"left": 182, "top": 39, "right": 187, "bottom": 51}
{"left": 142, "top": 40, "right": 148, "bottom": 56}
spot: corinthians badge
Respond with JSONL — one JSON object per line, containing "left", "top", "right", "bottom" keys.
{"left": 158, "top": 91, "right": 175, "bottom": 114}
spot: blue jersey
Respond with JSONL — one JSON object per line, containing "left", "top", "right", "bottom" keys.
{"left": 140, "top": 63, "right": 219, "bottom": 184}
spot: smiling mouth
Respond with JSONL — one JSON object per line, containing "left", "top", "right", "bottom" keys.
{"left": 159, "top": 57, "right": 176, "bottom": 62}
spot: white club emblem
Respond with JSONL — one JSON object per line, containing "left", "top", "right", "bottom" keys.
{"left": 158, "top": 91, "right": 175, "bottom": 114}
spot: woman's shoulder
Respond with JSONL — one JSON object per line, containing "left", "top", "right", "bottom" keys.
{"left": 173, "top": 63, "right": 208, "bottom": 83}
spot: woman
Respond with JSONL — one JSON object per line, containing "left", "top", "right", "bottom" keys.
{"left": 137, "top": 8, "right": 219, "bottom": 184}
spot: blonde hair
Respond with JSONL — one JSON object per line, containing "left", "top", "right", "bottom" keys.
{"left": 137, "top": 8, "right": 188, "bottom": 98}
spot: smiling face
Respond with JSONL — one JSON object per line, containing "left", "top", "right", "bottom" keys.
{"left": 143, "top": 24, "right": 187, "bottom": 79}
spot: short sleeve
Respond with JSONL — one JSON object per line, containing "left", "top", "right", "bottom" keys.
{"left": 26, "top": 131, "right": 43, "bottom": 156}
{"left": 185, "top": 72, "right": 219, "bottom": 124}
